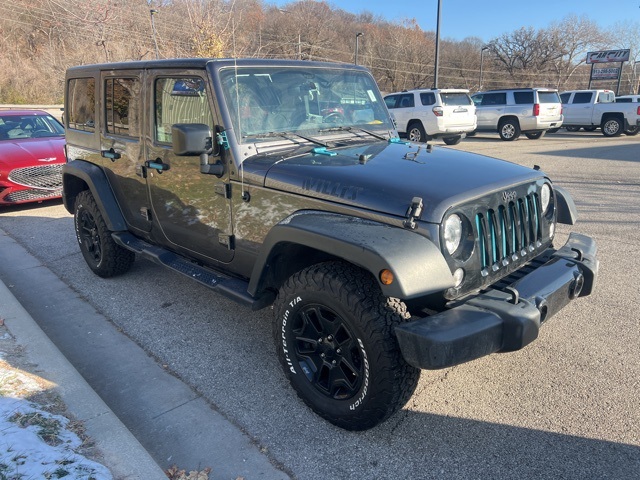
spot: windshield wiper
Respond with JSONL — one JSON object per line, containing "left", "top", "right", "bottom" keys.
{"left": 317, "top": 126, "right": 388, "bottom": 141}
{"left": 245, "top": 131, "right": 328, "bottom": 148}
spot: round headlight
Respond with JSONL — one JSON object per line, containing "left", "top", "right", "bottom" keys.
{"left": 444, "top": 214, "right": 463, "bottom": 254}
{"left": 541, "top": 183, "right": 551, "bottom": 213}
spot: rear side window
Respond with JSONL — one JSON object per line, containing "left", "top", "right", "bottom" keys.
{"left": 67, "top": 78, "right": 96, "bottom": 132}
{"left": 420, "top": 92, "right": 436, "bottom": 106}
{"left": 440, "top": 93, "right": 472, "bottom": 106}
{"left": 572, "top": 92, "right": 593, "bottom": 104}
{"left": 105, "top": 77, "right": 141, "bottom": 137}
{"left": 397, "top": 94, "right": 414, "bottom": 108}
{"left": 480, "top": 93, "right": 506, "bottom": 106}
{"left": 154, "top": 77, "right": 214, "bottom": 144}
{"left": 513, "top": 92, "right": 534, "bottom": 104}
{"left": 538, "top": 92, "right": 560, "bottom": 104}
{"left": 616, "top": 97, "right": 632, "bottom": 103}
{"left": 596, "top": 92, "right": 615, "bottom": 103}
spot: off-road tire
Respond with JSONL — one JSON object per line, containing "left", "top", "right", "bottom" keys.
{"left": 601, "top": 116, "right": 623, "bottom": 137}
{"left": 407, "top": 121, "right": 428, "bottom": 143}
{"left": 498, "top": 118, "right": 520, "bottom": 141}
{"left": 273, "top": 261, "right": 420, "bottom": 431}
{"left": 443, "top": 135, "right": 462, "bottom": 145}
{"left": 74, "top": 190, "right": 135, "bottom": 278}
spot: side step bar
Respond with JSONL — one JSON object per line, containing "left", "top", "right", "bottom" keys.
{"left": 112, "top": 232, "right": 271, "bottom": 309}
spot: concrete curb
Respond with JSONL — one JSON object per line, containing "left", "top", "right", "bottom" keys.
{"left": 0, "top": 280, "right": 168, "bottom": 480}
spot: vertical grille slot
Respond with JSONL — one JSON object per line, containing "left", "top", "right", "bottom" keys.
{"left": 475, "top": 193, "right": 542, "bottom": 273}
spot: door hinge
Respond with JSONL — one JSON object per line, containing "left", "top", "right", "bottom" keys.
{"left": 219, "top": 234, "right": 235, "bottom": 249}
{"left": 404, "top": 197, "right": 423, "bottom": 230}
{"left": 214, "top": 183, "right": 231, "bottom": 199}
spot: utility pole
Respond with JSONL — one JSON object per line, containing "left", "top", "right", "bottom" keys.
{"left": 355, "top": 32, "right": 363, "bottom": 65}
{"left": 433, "top": 0, "right": 441, "bottom": 88}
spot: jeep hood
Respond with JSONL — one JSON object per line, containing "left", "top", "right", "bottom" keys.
{"left": 250, "top": 142, "right": 544, "bottom": 222}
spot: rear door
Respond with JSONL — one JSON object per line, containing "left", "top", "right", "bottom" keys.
{"left": 100, "top": 70, "right": 152, "bottom": 233}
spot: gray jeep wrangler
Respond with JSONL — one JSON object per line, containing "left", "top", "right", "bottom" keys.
{"left": 62, "top": 58, "right": 598, "bottom": 431}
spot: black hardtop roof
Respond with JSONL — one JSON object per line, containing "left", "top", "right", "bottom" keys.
{"left": 66, "top": 57, "right": 367, "bottom": 75}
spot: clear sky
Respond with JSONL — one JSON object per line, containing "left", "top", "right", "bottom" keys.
{"left": 270, "top": 0, "right": 636, "bottom": 42}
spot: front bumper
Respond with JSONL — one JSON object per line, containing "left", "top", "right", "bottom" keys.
{"left": 395, "top": 233, "right": 598, "bottom": 369}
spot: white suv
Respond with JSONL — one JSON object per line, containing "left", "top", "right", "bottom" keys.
{"left": 471, "top": 88, "right": 563, "bottom": 141}
{"left": 384, "top": 89, "right": 476, "bottom": 145}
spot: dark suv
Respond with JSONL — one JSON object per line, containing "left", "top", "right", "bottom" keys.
{"left": 62, "top": 59, "right": 598, "bottom": 431}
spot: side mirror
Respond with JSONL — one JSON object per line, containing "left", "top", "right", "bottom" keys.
{"left": 171, "top": 123, "right": 224, "bottom": 177}
{"left": 171, "top": 123, "right": 219, "bottom": 156}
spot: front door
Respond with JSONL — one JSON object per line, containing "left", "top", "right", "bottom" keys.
{"left": 146, "top": 71, "right": 234, "bottom": 264}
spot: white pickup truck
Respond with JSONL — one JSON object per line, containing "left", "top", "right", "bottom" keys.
{"left": 559, "top": 89, "right": 640, "bottom": 136}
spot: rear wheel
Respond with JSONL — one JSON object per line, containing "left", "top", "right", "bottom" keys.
{"left": 407, "top": 121, "right": 427, "bottom": 143}
{"left": 624, "top": 125, "right": 639, "bottom": 136}
{"left": 547, "top": 128, "right": 559, "bottom": 134}
{"left": 273, "top": 262, "right": 420, "bottom": 430}
{"left": 74, "top": 190, "right": 135, "bottom": 278}
{"left": 601, "top": 116, "right": 623, "bottom": 137}
{"left": 583, "top": 126, "right": 597, "bottom": 132}
{"left": 443, "top": 135, "right": 462, "bottom": 145}
{"left": 565, "top": 126, "right": 580, "bottom": 132}
{"left": 524, "top": 131, "right": 545, "bottom": 140}
{"left": 498, "top": 118, "right": 520, "bottom": 141}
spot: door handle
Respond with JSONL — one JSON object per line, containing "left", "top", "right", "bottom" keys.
{"left": 101, "top": 148, "right": 121, "bottom": 161}
{"left": 145, "top": 159, "right": 170, "bottom": 172}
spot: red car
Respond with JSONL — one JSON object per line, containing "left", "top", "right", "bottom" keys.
{"left": 0, "top": 109, "right": 66, "bottom": 206}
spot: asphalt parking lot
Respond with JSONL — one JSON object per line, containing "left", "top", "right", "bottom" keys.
{"left": 1, "top": 130, "right": 639, "bottom": 479}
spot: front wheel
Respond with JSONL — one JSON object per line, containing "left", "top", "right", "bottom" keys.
{"left": 624, "top": 125, "right": 639, "bottom": 136}
{"left": 273, "top": 262, "right": 420, "bottom": 431}
{"left": 565, "top": 126, "right": 580, "bottom": 132}
{"left": 498, "top": 119, "right": 520, "bottom": 141}
{"left": 601, "top": 117, "right": 623, "bottom": 137}
{"left": 443, "top": 135, "right": 462, "bottom": 145}
{"left": 407, "top": 121, "right": 427, "bottom": 143}
{"left": 547, "top": 128, "right": 559, "bottom": 134}
{"left": 74, "top": 190, "right": 135, "bottom": 278}
{"left": 524, "top": 131, "right": 545, "bottom": 140}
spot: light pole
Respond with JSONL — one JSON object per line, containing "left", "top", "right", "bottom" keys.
{"left": 355, "top": 32, "right": 364, "bottom": 65}
{"left": 150, "top": 9, "right": 159, "bottom": 59}
{"left": 479, "top": 45, "right": 490, "bottom": 90}
{"left": 433, "top": 0, "right": 441, "bottom": 88}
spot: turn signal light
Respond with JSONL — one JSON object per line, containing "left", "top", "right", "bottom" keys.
{"left": 380, "top": 269, "right": 394, "bottom": 285}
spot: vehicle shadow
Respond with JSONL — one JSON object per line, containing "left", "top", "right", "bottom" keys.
{"left": 535, "top": 143, "right": 640, "bottom": 162}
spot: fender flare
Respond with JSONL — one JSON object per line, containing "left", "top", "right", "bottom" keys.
{"left": 247, "top": 211, "right": 454, "bottom": 300}
{"left": 554, "top": 186, "right": 577, "bottom": 225}
{"left": 62, "top": 160, "right": 127, "bottom": 232}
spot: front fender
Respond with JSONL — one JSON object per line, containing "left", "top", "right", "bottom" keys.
{"left": 62, "top": 160, "right": 127, "bottom": 232}
{"left": 554, "top": 186, "right": 578, "bottom": 225}
{"left": 247, "top": 211, "right": 454, "bottom": 300}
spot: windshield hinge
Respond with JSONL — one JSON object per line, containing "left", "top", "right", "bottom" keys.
{"left": 404, "top": 197, "right": 423, "bottom": 230}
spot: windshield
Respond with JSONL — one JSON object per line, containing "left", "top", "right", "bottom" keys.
{"left": 218, "top": 66, "right": 392, "bottom": 143}
{"left": 0, "top": 113, "right": 64, "bottom": 140}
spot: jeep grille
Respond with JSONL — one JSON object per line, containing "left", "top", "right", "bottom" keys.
{"left": 8, "top": 165, "right": 63, "bottom": 190}
{"left": 475, "top": 192, "right": 542, "bottom": 275}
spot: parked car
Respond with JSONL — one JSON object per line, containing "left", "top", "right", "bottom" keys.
{"left": 62, "top": 58, "right": 598, "bottom": 431}
{"left": 471, "top": 88, "right": 563, "bottom": 141}
{"left": 559, "top": 90, "right": 640, "bottom": 136}
{"left": 0, "top": 109, "right": 66, "bottom": 206}
{"left": 384, "top": 88, "right": 476, "bottom": 145}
